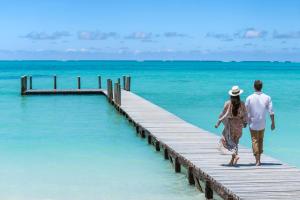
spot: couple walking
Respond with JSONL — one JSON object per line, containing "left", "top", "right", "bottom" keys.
{"left": 215, "top": 80, "right": 275, "bottom": 166}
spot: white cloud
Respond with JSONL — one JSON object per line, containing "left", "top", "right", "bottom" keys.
{"left": 273, "top": 31, "right": 300, "bottom": 39}
{"left": 78, "top": 31, "right": 119, "bottom": 40}
{"left": 164, "top": 32, "right": 188, "bottom": 38}
{"left": 243, "top": 28, "right": 267, "bottom": 39}
{"left": 22, "top": 31, "right": 70, "bottom": 40}
{"left": 125, "top": 32, "right": 158, "bottom": 42}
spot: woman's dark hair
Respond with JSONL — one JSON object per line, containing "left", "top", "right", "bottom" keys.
{"left": 230, "top": 95, "right": 241, "bottom": 116}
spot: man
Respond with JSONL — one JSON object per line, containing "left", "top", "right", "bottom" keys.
{"left": 245, "top": 80, "right": 275, "bottom": 166}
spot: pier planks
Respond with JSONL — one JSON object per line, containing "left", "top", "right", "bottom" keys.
{"left": 112, "top": 90, "right": 300, "bottom": 200}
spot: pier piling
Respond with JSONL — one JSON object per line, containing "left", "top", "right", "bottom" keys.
{"left": 107, "top": 79, "right": 113, "bottom": 102}
{"left": 175, "top": 158, "right": 181, "bottom": 173}
{"left": 54, "top": 75, "right": 57, "bottom": 89}
{"left": 29, "top": 76, "right": 32, "bottom": 89}
{"left": 21, "top": 75, "right": 27, "bottom": 95}
{"left": 205, "top": 182, "right": 213, "bottom": 200}
{"left": 77, "top": 76, "right": 81, "bottom": 89}
{"left": 98, "top": 76, "right": 101, "bottom": 89}
{"left": 122, "top": 76, "right": 126, "bottom": 89}
{"left": 125, "top": 76, "right": 131, "bottom": 91}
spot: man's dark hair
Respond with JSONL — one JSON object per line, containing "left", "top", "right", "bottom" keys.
{"left": 254, "top": 80, "right": 263, "bottom": 91}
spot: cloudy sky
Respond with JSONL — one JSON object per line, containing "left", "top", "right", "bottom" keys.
{"left": 1, "top": 0, "right": 300, "bottom": 61}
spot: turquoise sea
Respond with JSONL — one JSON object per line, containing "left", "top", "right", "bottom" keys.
{"left": 0, "top": 61, "right": 299, "bottom": 199}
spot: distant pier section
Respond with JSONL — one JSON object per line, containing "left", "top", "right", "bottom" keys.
{"left": 20, "top": 75, "right": 300, "bottom": 200}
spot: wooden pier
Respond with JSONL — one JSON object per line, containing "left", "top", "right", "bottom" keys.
{"left": 21, "top": 75, "right": 300, "bottom": 200}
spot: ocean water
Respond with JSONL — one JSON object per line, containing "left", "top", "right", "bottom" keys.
{"left": 0, "top": 61, "right": 299, "bottom": 199}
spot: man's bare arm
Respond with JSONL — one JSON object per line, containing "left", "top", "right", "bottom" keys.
{"left": 270, "top": 114, "right": 275, "bottom": 130}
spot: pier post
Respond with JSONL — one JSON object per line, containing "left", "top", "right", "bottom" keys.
{"left": 147, "top": 135, "right": 152, "bottom": 144}
{"left": 77, "top": 76, "right": 81, "bottom": 89}
{"left": 175, "top": 158, "right": 181, "bottom": 173}
{"left": 114, "top": 82, "right": 118, "bottom": 104}
{"left": 125, "top": 76, "right": 131, "bottom": 91}
{"left": 164, "top": 149, "right": 169, "bottom": 160}
{"left": 98, "top": 76, "right": 101, "bottom": 89}
{"left": 107, "top": 79, "right": 113, "bottom": 102}
{"left": 155, "top": 141, "right": 160, "bottom": 151}
{"left": 21, "top": 76, "right": 27, "bottom": 95}
{"left": 54, "top": 75, "right": 57, "bottom": 89}
{"left": 122, "top": 76, "right": 126, "bottom": 89}
{"left": 118, "top": 82, "right": 121, "bottom": 105}
{"left": 188, "top": 167, "right": 195, "bottom": 185}
{"left": 29, "top": 76, "right": 32, "bottom": 90}
{"left": 205, "top": 181, "right": 213, "bottom": 200}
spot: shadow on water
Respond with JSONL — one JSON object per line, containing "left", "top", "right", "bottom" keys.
{"left": 220, "top": 162, "right": 283, "bottom": 167}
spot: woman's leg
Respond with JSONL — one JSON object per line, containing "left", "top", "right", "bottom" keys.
{"left": 232, "top": 136, "right": 240, "bottom": 165}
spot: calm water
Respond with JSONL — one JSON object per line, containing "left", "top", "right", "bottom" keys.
{"left": 0, "top": 61, "right": 299, "bottom": 199}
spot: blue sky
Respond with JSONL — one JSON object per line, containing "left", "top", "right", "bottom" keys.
{"left": 0, "top": 0, "right": 300, "bottom": 61}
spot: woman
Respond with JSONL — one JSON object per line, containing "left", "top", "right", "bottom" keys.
{"left": 215, "top": 86, "right": 247, "bottom": 166}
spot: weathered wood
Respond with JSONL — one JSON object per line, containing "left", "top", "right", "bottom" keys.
{"left": 125, "top": 76, "right": 131, "bottom": 91}
{"left": 98, "top": 75, "right": 101, "bottom": 88}
{"left": 155, "top": 141, "right": 160, "bottom": 151}
{"left": 20, "top": 76, "right": 27, "bottom": 95}
{"left": 147, "top": 135, "right": 152, "bottom": 144}
{"left": 107, "top": 79, "right": 113, "bottom": 101}
{"left": 175, "top": 157, "right": 181, "bottom": 173}
{"left": 29, "top": 76, "right": 32, "bottom": 89}
{"left": 205, "top": 181, "right": 213, "bottom": 200}
{"left": 188, "top": 167, "right": 195, "bottom": 185}
{"left": 117, "top": 83, "right": 121, "bottom": 106}
{"left": 77, "top": 76, "right": 81, "bottom": 89}
{"left": 114, "top": 82, "right": 118, "bottom": 104}
{"left": 54, "top": 75, "right": 57, "bottom": 89}
{"left": 164, "top": 148, "right": 169, "bottom": 160}
{"left": 123, "top": 75, "right": 126, "bottom": 89}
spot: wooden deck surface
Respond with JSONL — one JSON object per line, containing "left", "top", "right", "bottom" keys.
{"left": 110, "top": 90, "right": 300, "bottom": 200}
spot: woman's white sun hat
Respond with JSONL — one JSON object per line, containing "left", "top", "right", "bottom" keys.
{"left": 228, "top": 86, "right": 244, "bottom": 96}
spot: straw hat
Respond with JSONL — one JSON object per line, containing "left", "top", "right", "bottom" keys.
{"left": 228, "top": 86, "right": 243, "bottom": 96}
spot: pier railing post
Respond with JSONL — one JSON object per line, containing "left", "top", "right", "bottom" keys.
{"left": 54, "top": 75, "right": 57, "bottom": 90}
{"left": 98, "top": 75, "right": 101, "bottom": 89}
{"left": 107, "top": 79, "right": 113, "bottom": 102}
{"left": 205, "top": 181, "right": 213, "bottom": 200}
{"left": 29, "top": 76, "right": 32, "bottom": 90}
{"left": 77, "top": 76, "right": 81, "bottom": 89}
{"left": 118, "top": 82, "right": 121, "bottom": 106}
{"left": 114, "top": 82, "right": 118, "bottom": 104}
{"left": 21, "top": 75, "right": 27, "bottom": 95}
{"left": 122, "top": 75, "right": 126, "bottom": 89}
{"left": 125, "top": 76, "right": 131, "bottom": 91}
{"left": 113, "top": 81, "right": 121, "bottom": 106}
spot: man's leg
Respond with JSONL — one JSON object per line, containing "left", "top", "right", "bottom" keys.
{"left": 257, "top": 130, "right": 265, "bottom": 165}
{"left": 250, "top": 130, "right": 260, "bottom": 165}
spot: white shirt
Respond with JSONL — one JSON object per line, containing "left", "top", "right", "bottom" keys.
{"left": 245, "top": 92, "right": 274, "bottom": 131}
